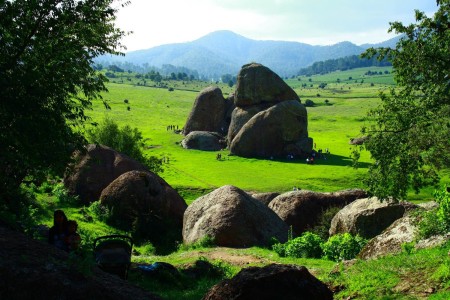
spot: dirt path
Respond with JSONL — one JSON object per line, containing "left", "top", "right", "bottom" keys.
{"left": 182, "top": 248, "right": 271, "bottom": 267}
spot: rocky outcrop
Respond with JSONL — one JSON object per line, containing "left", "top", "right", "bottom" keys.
{"left": 251, "top": 192, "right": 280, "bottom": 206}
{"left": 329, "top": 197, "right": 416, "bottom": 239}
{"left": 358, "top": 215, "right": 417, "bottom": 259}
{"left": 349, "top": 136, "right": 368, "bottom": 145}
{"left": 0, "top": 225, "right": 160, "bottom": 300}
{"left": 183, "top": 86, "right": 229, "bottom": 135}
{"left": 202, "top": 264, "right": 333, "bottom": 300}
{"left": 227, "top": 104, "right": 270, "bottom": 144}
{"left": 268, "top": 189, "right": 367, "bottom": 236}
{"left": 181, "top": 131, "right": 225, "bottom": 151}
{"left": 100, "top": 170, "right": 187, "bottom": 231}
{"left": 227, "top": 63, "right": 313, "bottom": 158}
{"left": 359, "top": 212, "right": 450, "bottom": 260}
{"left": 229, "top": 100, "right": 312, "bottom": 158}
{"left": 63, "top": 144, "right": 147, "bottom": 204}
{"left": 183, "top": 185, "right": 288, "bottom": 247}
{"left": 234, "top": 63, "right": 300, "bottom": 107}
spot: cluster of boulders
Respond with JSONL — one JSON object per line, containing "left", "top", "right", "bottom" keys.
{"left": 65, "top": 146, "right": 443, "bottom": 260}
{"left": 182, "top": 186, "right": 368, "bottom": 247}
{"left": 64, "top": 144, "right": 187, "bottom": 244}
{"left": 181, "top": 63, "right": 313, "bottom": 158}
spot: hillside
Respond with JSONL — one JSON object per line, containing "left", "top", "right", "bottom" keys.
{"left": 96, "top": 30, "right": 401, "bottom": 78}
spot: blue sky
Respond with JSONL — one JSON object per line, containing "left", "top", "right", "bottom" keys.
{"left": 116, "top": 0, "right": 439, "bottom": 51}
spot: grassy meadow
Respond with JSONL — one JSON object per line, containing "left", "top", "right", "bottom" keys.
{"left": 86, "top": 66, "right": 441, "bottom": 203}
{"left": 22, "top": 66, "right": 449, "bottom": 300}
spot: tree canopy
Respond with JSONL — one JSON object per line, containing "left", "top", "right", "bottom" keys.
{"left": 0, "top": 0, "right": 127, "bottom": 204}
{"left": 357, "top": 0, "right": 450, "bottom": 199}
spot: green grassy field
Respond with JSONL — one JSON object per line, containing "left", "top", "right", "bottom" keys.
{"left": 86, "top": 67, "right": 441, "bottom": 203}
{"left": 22, "top": 67, "right": 448, "bottom": 299}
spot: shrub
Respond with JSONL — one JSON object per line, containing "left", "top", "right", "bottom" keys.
{"left": 310, "top": 206, "right": 342, "bottom": 240}
{"left": 272, "top": 242, "right": 287, "bottom": 257}
{"left": 88, "top": 201, "right": 111, "bottom": 222}
{"left": 434, "top": 186, "right": 450, "bottom": 227}
{"left": 415, "top": 186, "right": 450, "bottom": 240}
{"left": 86, "top": 117, "right": 163, "bottom": 174}
{"left": 285, "top": 232, "right": 324, "bottom": 258}
{"left": 322, "top": 233, "right": 367, "bottom": 261}
{"left": 304, "top": 99, "right": 315, "bottom": 107}
{"left": 52, "top": 183, "right": 78, "bottom": 204}
{"left": 416, "top": 209, "right": 448, "bottom": 239}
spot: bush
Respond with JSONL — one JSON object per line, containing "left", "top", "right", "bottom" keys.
{"left": 415, "top": 186, "right": 450, "bottom": 240}
{"left": 310, "top": 206, "right": 342, "bottom": 240}
{"left": 322, "top": 233, "right": 367, "bottom": 261}
{"left": 416, "top": 209, "right": 448, "bottom": 239}
{"left": 88, "top": 201, "right": 111, "bottom": 222}
{"left": 285, "top": 232, "right": 324, "bottom": 258}
{"left": 52, "top": 183, "right": 78, "bottom": 204}
{"left": 272, "top": 242, "right": 287, "bottom": 257}
{"left": 86, "top": 117, "right": 163, "bottom": 174}
{"left": 304, "top": 99, "right": 315, "bottom": 107}
{"left": 435, "top": 186, "right": 450, "bottom": 227}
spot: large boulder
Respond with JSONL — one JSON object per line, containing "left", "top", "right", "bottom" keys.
{"left": 183, "top": 185, "right": 289, "bottom": 247}
{"left": 202, "top": 264, "right": 333, "bottom": 300}
{"left": 234, "top": 63, "right": 299, "bottom": 107}
{"left": 251, "top": 192, "right": 280, "bottom": 206}
{"left": 359, "top": 212, "right": 450, "bottom": 260}
{"left": 227, "top": 104, "right": 270, "bottom": 145}
{"left": 64, "top": 144, "right": 147, "bottom": 204}
{"left": 329, "top": 197, "right": 416, "bottom": 239}
{"left": 0, "top": 225, "right": 160, "bottom": 300}
{"left": 358, "top": 215, "right": 417, "bottom": 259}
{"left": 181, "top": 131, "right": 225, "bottom": 151}
{"left": 100, "top": 170, "right": 187, "bottom": 231}
{"left": 230, "top": 100, "right": 312, "bottom": 158}
{"left": 183, "top": 86, "right": 227, "bottom": 135}
{"left": 269, "top": 189, "right": 367, "bottom": 236}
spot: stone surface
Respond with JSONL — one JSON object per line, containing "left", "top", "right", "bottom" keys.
{"left": 100, "top": 170, "right": 187, "bottom": 230}
{"left": 202, "top": 264, "right": 333, "bottom": 300}
{"left": 181, "top": 131, "right": 225, "bottom": 151}
{"left": 349, "top": 136, "right": 368, "bottom": 145}
{"left": 227, "top": 104, "right": 270, "bottom": 145}
{"left": 234, "top": 63, "right": 299, "bottom": 107}
{"left": 251, "top": 192, "right": 280, "bottom": 206}
{"left": 183, "top": 185, "right": 289, "bottom": 247}
{"left": 64, "top": 144, "right": 147, "bottom": 204}
{"left": 269, "top": 189, "right": 367, "bottom": 236}
{"left": 183, "top": 86, "right": 227, "bottom": 135}
{"left": 358, "top": 215, "right": 417, "bottom": 259}
{"left": 229, "top": 100, "right": 312, "bottom": 158}
{"left": 329, "top": 197, "right": 416, "bottom": 239}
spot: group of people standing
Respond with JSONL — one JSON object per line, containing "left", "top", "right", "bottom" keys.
{"left": 48, "top": 210, "right": 81, "bottom": 253}
{"left": 166, "top": 124, "right": 179, "bottom": 131}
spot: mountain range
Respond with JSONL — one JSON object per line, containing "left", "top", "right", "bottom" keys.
{"left": 97, "top": 30, "right": 400, "bottom": 78}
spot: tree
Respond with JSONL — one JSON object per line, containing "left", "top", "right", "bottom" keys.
{"left": 86, "top": 118, "right": 163, "bottom": 174}
{"left": 0, "top": 0, "right": 127, "bottom": 205}
{"left": 355, "top": 1, "right": 450, "bottom": 200}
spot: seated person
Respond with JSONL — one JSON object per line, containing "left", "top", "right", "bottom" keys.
{"left": 65, "top": 220, "right": 81, "bottom": 252}
{"left": 48, "top": 209, "right": 68, "bottom": 251}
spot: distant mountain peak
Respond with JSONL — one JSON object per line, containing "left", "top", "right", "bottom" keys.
{"left": 97, "top": 31, "right": 400, "bottom": 78}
